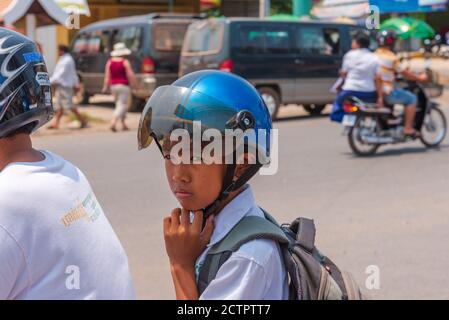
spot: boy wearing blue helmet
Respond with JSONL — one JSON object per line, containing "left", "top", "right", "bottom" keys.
{"left": 138, "top": 70, "right": 288, "bottom": 300}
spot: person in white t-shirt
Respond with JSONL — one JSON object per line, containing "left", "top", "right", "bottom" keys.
{"left": 330, "top": 31, "right": 383, "bottom": 122}
{"left": 0, "top": 28, "right": 135, "bottom": 300}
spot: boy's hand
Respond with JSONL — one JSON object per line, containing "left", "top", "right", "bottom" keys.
{"left": 164, "top": 209, "right": 214, "bottom": 268}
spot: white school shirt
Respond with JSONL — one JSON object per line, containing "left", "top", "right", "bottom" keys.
{"left": 50, "top": 53, "right": 79, "bottom": 88}
{"left": 196, "top": 186, "right": 289, "bottom": 300}
{"left": 0, "top": 151, "right": 135, "bottom": 300}
{"left": 341, "top": 48, "right": 380, "bottom": 92}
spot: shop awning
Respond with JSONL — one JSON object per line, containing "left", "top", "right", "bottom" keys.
{"left": 54, "top": 0, "right": 91, "bottom": 16}
{"left": 200, "top": 0, "right": 221, "bottom": 10}
{"left": 1, "top": 0, "right": 68, "bottom": 26}
{"left": 312, "top": 0, "right": 370, "bottom": 19}
{"left": 369, "top": 0, "right": 447, "bottom": 13}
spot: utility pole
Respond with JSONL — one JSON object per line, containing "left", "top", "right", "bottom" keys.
{"left": 259, "top": 0, "right": 270, "bottom": 17}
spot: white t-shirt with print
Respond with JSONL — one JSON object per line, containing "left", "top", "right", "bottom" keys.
{"left": 0, "top": 150, "right": 135, "bottom": 300}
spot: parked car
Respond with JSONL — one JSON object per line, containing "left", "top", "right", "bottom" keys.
{"left": 71, "top": 13, "right": 202, "bottom": 111}
{"left": 180, "top": 17, "right": 369, "bottom": 119}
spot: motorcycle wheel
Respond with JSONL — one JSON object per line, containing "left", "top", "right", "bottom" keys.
{"left": 348, "top": 116, "right": 380, "bottom": 156}
{"left": 420, "top": 107, "right": 447, "bottom": 147}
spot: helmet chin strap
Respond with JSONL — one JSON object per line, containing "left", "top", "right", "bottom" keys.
{"left": 152, "top": 136, "right": 261, "bottom": 226}
{"left": 201, "top": 110, "right": 260, "bottom": 223}
{"left": 202, "top": 163, "right": 236, "bottom": 220}
{"left": 202, "top": 160, "right": 262, "bottom": 229}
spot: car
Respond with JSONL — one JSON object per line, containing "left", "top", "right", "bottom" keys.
{"left": 71, "top": 13, "right": 202, "bottom": 111}
{"left": 180, "top": 17, "right": 369, "bottom": 119}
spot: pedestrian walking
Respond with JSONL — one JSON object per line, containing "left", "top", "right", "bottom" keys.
{"left": 102, "top": 43, "right": 138, "bottom": 132}
{"left": 49, "top": 45, "right": 87, "bottom": 129}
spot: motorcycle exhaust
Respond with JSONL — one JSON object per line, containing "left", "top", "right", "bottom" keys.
{"left": 361, "top": 135, "right": 395, "bottom": 144}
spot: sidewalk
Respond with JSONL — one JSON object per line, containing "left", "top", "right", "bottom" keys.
{"left": 34, "top": 95, "right": 141, "bottom": 138}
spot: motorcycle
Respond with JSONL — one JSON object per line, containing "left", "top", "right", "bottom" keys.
{"left": 341, "top": 73, "right": 447, "bottom": 156}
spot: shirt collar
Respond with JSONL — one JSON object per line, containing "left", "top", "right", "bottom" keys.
{"left": 207, "top": 184, "right": 256, "bottom": 248}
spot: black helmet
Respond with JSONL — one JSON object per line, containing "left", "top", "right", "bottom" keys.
{"left": 377, "top": 29, "right": 397, "bottom": 49}
{"left": 0, "top": 28, "right": 53, "bottom": 139}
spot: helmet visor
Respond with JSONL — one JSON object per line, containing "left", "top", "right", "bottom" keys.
{"left": 138, "top": 85, "right": 238, "bottom": 150}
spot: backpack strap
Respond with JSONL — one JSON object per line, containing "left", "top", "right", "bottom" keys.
{"left": 290, "top": 217, "right": 316, "bottom": 252}
{"left": 197, "top": 213, "right": 289, "bottom": 296}
{"left": 260, "top": 208, "right": 316, "bottom": 253}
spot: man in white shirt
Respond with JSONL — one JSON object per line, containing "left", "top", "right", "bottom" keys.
{"left": 330, "top": 31, "right": 383, "bottom": 122}
{"left": 0, "top": 28, "right": 134, "bottom": 300}
{"left": 49, "top": 45, "right": 87, "bottom": 130}
{"left": 341, "top": 45, "right": 380, "bottom": 93}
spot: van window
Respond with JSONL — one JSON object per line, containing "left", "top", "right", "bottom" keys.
{"left": 72, "top": 30, "right": 110, "bottom": 54}
{"left": 154, "top": 23, "right": 188, "bottom": 52}
{"left": 72, "top": 33, "right": 89, "bottom": 54}
{"left": 184, "top": 20, "right": 223, "bottom": 54}
{"left": 238, "top": 26, "right": 265, "bottom": 54}
{"left": 296, "top": 26, "right": 341, "bottom": 56}
{"left": 237, "top": 25, "right": 293, "bottom": 54}
{"left": 112, "top": 26, "right": 143, "bottom": 52}
{"left": 265, "top": 28, "right": 292, "bottom": 54}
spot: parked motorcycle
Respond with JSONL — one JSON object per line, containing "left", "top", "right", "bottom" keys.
{"left": 341, "top": 74, "right": 446, "bottom": 156}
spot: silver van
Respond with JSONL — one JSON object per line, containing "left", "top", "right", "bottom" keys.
{"left": 71, "top": 13, "right": 202, "bottom": 110}
{"left": 180, "top": 18, "right": 365, "bottom": 119}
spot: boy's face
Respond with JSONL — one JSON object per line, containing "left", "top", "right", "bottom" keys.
{"left": 161, "top": 137, "right": 253, "bottom": 211}
{"left": 165, "top": 159, "right": 227, "bottom": 211}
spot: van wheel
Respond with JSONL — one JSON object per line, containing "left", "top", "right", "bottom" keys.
{"left": 258, "top": 87, "right": 280, "bottom": 120}
{"left": 303, "top": 104, "right": 326, "bottom": 115}
{"left": 129, "top": 97, "right": 146, "bottom": 112}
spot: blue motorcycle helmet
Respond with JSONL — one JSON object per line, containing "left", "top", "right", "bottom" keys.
{"left": 138, "top": 70, "right": 272, "bottom": 217}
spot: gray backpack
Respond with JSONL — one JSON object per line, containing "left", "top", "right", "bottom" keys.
{"left": 198, "top": 209, "right": 363, "bottom": 300}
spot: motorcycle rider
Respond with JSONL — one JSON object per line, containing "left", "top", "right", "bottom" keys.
{"left": 375, "top": 30, "right": 428, "bottom": 138}
{"left": 331, "top": 31, "right": 383, "bottom": 122}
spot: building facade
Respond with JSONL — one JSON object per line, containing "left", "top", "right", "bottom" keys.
{"left": 220, "top": 0, "right": 260, "bottom": 17}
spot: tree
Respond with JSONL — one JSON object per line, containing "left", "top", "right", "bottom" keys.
{"left": 271, "top": 0, "right": 292, "bottom": 15}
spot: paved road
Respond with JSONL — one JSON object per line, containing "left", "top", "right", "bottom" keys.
{"left": 34, "top": 96, "right": 449, "bottom": 299}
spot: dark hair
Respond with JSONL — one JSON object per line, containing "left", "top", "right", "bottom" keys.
{"left": 58, "top": 44, "right": 70, "bottom": 53}
{"left": 353, "top": 31, "right": 370, "bottom": 49}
